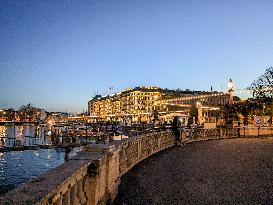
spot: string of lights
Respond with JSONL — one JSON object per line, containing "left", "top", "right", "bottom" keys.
{"left": 158, "top": 92, "right": 229, "bottom": 104}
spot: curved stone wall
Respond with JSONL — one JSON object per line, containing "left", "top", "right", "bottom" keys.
{"left": 1, "top": 127, "right": 272, "bottom": 205}
{"left": 0, "top": 131, "right": 175, "bottom": 205}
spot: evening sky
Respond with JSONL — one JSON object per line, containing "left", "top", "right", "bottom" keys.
{"left": 1, "top": 0, "right": 273, "bottom": 112}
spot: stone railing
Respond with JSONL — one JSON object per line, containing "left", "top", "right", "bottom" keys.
{"left": 183, "top": 127, "right": 273, "bottom": 143}
{"left": 183, "top": 128, "right": 240, "bottom": 142}
{"left": 239, "top": 126, "right": 273, "bottom": 138}
{"left": 0, "top": 131, "right": 175, "bottom": 205}
{"left": 0, "top": 150, "right": 112, "bottom": 205}
{"left": 1, "top": 127, "right": 272, "bottom": 205}
{"left": 119, "top": 131, "right": 175, "bottom": 176}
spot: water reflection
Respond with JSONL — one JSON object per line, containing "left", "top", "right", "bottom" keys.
{"left": 0, "top": 148, "right": 65, "bottom": 196}
{"left": 0, "top": 125, "right": 85, "bottom": 196}
{"left": 0, "top": 125, "right": 50, "bottom": 147}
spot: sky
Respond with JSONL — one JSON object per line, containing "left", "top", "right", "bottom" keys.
{"left": 1, "top": 0, "right": 273, "bottom": 112}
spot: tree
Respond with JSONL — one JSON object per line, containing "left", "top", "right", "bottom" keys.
{"left": 249, "top": 67, "right": 273, "bottom": 100}
{"left": 18, "top": 103, "right": 38, "bottom": 121}
{"left": 187, "top": 105, "right": 198, "bottom": 125}
{"left": 236, "top": 101, "right": 262, "bottom": 125}
{"left": 19, "top": 103, "right": 34, "bottom": 111}
{"left": 249, "top": 67, "right": 273, "bottom": 123}
{"left": 222, "top": 104, "right": 237, "bottom": 126}
{"left": 222, "top": 100, "right": 262, "bottom": 126}
{"left": 4, "top": 108, "right": 15, "bottom": 121}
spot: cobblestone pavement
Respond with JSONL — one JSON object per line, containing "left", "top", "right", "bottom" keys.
{"left": 114, "top": 138, "right": 273, "bottom": 205}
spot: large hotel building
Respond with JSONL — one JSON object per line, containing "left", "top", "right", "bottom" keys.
{"left": 88, "top": 86, "right": 231, "bottom": 123}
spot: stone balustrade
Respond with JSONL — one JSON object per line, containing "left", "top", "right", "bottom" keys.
{"left": 0, "top": 131, "right": 175, "bottom": 205}
{"left": 239, "top": 126, "right": 273, "bottom": 137}
{"left": 0, "top": 150, "right": 109, "bottom": 205}
{"left": 119, "top": 131, "right": 175, "bottom": 176}
{"left": 183, "top": 128, "right": 240, "bottom": 142}
{"left": 183, "top": 127, "right": 273, "bottom": 143}
{"left": 1, "top": 127, "right": 273, "bottom": 205}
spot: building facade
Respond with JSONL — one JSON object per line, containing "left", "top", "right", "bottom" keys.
{"left": 88, "top": 86, "right": 162, "bottom": 123}
{"left": 88, "top": 86, "right": 233, "bottom": 123}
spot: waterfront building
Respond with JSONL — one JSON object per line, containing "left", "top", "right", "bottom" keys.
{"left": 88, "top": 86, "right": 232, "bottom": 123}
{"left": 0, "top": 107, "right": 49, "bottom": 123}
{"left": 0, "top": 109, "right": 15, "bottom": 122}
{"left": 88, "top": 86, "right": 162, "bottom": 123}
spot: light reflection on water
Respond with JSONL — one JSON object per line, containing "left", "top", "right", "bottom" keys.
{"left": 0, "top": 125, "right": 82, "bottom": 196}
{"left": 0, "top": 148, "right": 65, "bottom": 196}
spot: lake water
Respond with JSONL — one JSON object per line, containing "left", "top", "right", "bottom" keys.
{"left": 0, "top": 125, "right": 72, "bottom": 196}
{"left": 0, "top": 148, "right": 65, "bottom": 196}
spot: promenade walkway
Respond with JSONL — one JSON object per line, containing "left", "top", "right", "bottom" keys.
{"left": 114, "top": 138, "right": 273, "bottom": 205}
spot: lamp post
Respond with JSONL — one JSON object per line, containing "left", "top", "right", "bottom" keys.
{"left": 228, "top": 79, "right": 234, "bottom": 105}
{"left": 196, "top": 101, "right": 202, "bottom": 125}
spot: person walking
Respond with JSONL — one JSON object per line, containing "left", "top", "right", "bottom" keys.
{"left": 172, "top": 116, "right": 181, "bottom": 145}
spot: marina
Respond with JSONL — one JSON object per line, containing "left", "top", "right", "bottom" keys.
{"left": 0, "top": 123, "right": 106, "bottom": 152}
{"left": 0, "top": 122, "right": 152, "bottom": 195}
{"left": 0, "top": 122, "right": 156, "bottom": 152}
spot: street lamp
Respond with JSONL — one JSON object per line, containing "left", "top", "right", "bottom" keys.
{"left": 228, "top": 79, "right": 234, "bottom": 105}
{"left": 228, "top": 79, "right": 234, "bottom": 91}
{"left": 196, "top": 101, "right": 202, "bottom": 125}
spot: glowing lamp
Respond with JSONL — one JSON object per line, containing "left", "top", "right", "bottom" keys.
{"left": 228, "top": 79, "right": 234, "bottom": 91}
{"left": 196, "top": 101, "right": 201, "bottom": 108}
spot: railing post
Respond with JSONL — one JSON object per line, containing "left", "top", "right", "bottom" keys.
{"left": 54, "top": 195, "right": 63, "bottom": 205}
{"left": 77, "top": 178, "right": 86, "bottom": 205}
{"left": 158, "top": 132, "right": 161, "bottom": 150}
{"left": 62, "top": 189, "right": 71, "bottom": 205}
{"left": 119, "top": 143, "right": 128, "bottom": 175}
{"left": 138, "top": 139, "right": 141, "bottom": 160}
{"left": 70, "top": 183, "right": 80, "bottom": 205}
{"left": 181, "top": 130, "right": 186, "bottom": 144}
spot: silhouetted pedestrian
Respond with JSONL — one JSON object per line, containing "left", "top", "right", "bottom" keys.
{"left": 172, "top": 116, "right": 181, "bottom": 145}
{"left": 65, "top": 146, "right": 73, "bottom": 162}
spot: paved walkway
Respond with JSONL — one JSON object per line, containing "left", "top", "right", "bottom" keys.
{"left": 114, "top": 138, "right": 273, "bottom": 205}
